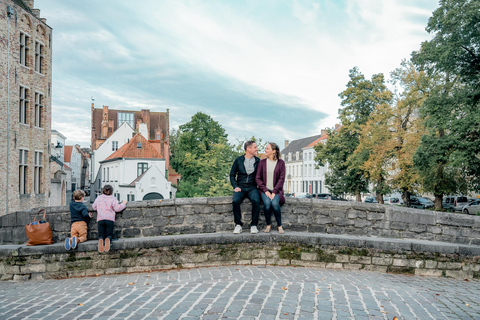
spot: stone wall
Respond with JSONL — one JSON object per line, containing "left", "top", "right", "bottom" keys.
{"left": 1, "top": 197, "right": 480, "bottom": 245}
{"left": 1, "top": 233, "right": 479, "bottom": 281}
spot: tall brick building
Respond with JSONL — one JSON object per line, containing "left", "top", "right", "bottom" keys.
{"left": 0, "top": 0, "right": 53, "bottom": 216}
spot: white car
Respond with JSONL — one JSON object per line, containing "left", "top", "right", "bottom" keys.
{"left": 462, "top": 200, "right": 480, "bottom": 215}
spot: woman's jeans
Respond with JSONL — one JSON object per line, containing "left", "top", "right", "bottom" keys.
{"left": 261, "top": 192, "right": 282, "bottom": 227}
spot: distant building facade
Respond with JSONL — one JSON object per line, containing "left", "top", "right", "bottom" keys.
{"left": 49, "top": 130, "right": 68, "bottom": 207}
{"left": 0, "top": 0, "right": 53, "bottom": 215}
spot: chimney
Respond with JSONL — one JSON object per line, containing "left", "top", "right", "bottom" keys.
{"left": 321, "top": 129, "right": 327, "bottom": 136}
{"left": 31, "top": 8, "right": 40, "bottom": 18}
{"left": 138, "top": 123, "right": 149, "bottom": 140}
{"left": 284, "top": 140, "right": 289, "bottom": 148}
{"left": 24, "top": 0, "right": 34, "bottom": 9}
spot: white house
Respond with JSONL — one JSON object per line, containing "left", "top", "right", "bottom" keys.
{"left": 50, "top": 130, "right": 69, "bottom": 206}
{"left": 99, "top": 133, "right": 171, "bottom": 201}
{"left": 281, "top": 135, "right": 324, "bottom": 195}
{"left": 302, "top": 134, "right": 329, "bottom": 194}
{"left": 90, "top": 121, "right": 135, "bottom": 185}
{"left": 64, "top": 145, "right": 82, "bottom": 192}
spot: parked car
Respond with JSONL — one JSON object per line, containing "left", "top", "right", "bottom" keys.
{"left": 383, "top": 197, "right": 401, "bottom": 205}
{"left": 462, "top": 200, "right": 480, "bottom": 215}
{"left": 442, "top": 196, "right": 468, "bottom": 212}
{"left": 364, "top": 196, "right": 377, "bottom": 203}
{"left": 468, "top": 198, "right": 477, "bottom": 204}
{"left": 313, "top": 193, "right": 332, "bottom": 200}
{"left": 295, "top": 193, "right": 312, "bottom": 199}
{"left": 409, "top": 197, "right": 434, "bottom": 209}
{"left": 331, "top": 195, "right": 348, "bottom": 201}
{"left": 285, "top": 193, "right": 295, "bottom": 198}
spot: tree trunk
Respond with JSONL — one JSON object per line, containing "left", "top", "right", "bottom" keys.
{"left": 356, "top": 190, "right": 362, "bottom": 202}
{"left": 402, "top": 188, "right": 411, "bottom": 207}
{"left": 434, "top": 194, "right": 443, "bottom": 211}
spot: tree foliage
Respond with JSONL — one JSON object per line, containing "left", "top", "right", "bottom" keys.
{"left": 412, "top": 0, "right": 480, "bottom": 208}
{"left": 170, "top": 112, "right": 236, "bottom": 198}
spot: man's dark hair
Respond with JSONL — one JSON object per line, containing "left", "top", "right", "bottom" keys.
{"left": 244, "top": 140, "right": 256, "bottom": 151}
{"left": 102, "top": 184, "right": 113, "bottom": 196}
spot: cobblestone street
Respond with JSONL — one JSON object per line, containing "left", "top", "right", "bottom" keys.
{"left": 1, "top": 266, "right": 479, "bottom": 320}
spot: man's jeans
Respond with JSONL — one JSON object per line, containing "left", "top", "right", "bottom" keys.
{"left": 260, "top": 192, "right": 282, "bottom": 227}
{"left": 232, "top": 187, "right": 260, "bottom": 226}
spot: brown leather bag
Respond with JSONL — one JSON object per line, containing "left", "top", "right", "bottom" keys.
{"left": 25, "top": 209, "right": 54, "bottom": 246}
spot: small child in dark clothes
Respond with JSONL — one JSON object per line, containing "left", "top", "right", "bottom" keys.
{"left": 65, "top": 189, "right": 93, "bottom": 250}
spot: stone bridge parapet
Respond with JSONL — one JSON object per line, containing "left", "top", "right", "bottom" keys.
{"left": 1, "top": 197, "right": 479, "bottom": 245}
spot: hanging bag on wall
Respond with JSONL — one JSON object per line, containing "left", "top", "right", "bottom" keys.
{"left": 25, "top": 209, "right": 54, "bottom": 246}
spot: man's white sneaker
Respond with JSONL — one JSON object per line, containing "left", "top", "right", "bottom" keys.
{"left": 233, "top": 225, "right": 242, "bottom": 234}
{"left": 250, "top": 226, "right": 259, "bottom": 234}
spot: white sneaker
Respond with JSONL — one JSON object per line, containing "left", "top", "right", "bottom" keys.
{"left": 233, "top": 225, "right": 242, "bottom": 234}
{"left": 250, "top": 226, "right": 258, "bottom": 234}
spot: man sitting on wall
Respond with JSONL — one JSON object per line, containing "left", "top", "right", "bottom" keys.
{"left": 229, "top": 140, "right": 261, "bottom": 234}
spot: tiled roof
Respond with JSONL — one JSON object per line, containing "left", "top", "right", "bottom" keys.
{"left": 280, "top": 134, "right": 324, "bottom": 160}
{"left": 129, "top": 168, "right": 149, "bottom": 186}
{"left": 304, "top": 135, "right": 328, "bottom": 148}
{"left": 104, "top": 133, "right": 162, "bottom": 161}
{"left": 64, "top": 164, "right": 71, "bottom": 170}
{"left": 64, "top": 146, "right": 73, "bottom": 163}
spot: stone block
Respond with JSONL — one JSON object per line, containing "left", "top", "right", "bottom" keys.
{"left": 104, "top": 267, "right": 127, "bottom": 275}
{"left": 347, "top": 210, "right": 366, "bottom": 219}
{"left": 0, "top": 229, "right": 13, "bottom": 244}
{"left": 363, "top": 265, "right": 388, "bottom": 273}
{"left": 445, "top": 270, "right": 473, "bottom": 279}
{"left": 415, "top": 269, "right": 443, "bottom": 277}
{"left": 335, "top": 254, "right": 349, "bottom": 263}
{"left": 354, "top": 220, "right": 372, "bottom": 228}
{"left": 136, "top": 256, "right": 161, "bottom": 266}
{"left": 175, "top": 197, "right": 208, "bottom": 205}
{"left": 372, "top": 257, "right": 392, "bottom": 265}
{"left": 437, "top": 262, "right": 462, "bottom": 270}
{"left": 367, "top": 212, "right": 385, "bottom": 221}
{"left": 20, "top": 263, "right": 46, "bottom": 273}
{"left": 390, "top": 222, "right": 408, "bottom": 230}
{"left": 349, "top": 256, "right": 371, "bottom": 264}
{"left": 325, "top": 263, "right": 343, "bottom": 269}
{"left": 214, "top": 204, "right": 231, "bottom": 213}
{"left": 301, "top": 252, "right": 317, "bottom": 261}
{"left": 294, "top": 261, "right": 326, "bottom": 268}
{"left": 207, "top": 197, "right": 232, "bottom": 205}
{"left": 185, "top": 214, "right": 209, "bottom": 225}
{"left": 1, "top": 213, "right": 17, "bottom": 227}
{"left": 121, "top": 209, "right": 142, "bottom": 219}
{"left": 308, "top": 225, "right": 326, "bottom": 233}
{"left": 13, "top": 274, "right": 30, "bottom": 281}
{"left": 122, "top": 228, "right": 141, "bottom": 238}
{"left": 437, "top": 214, "right": 475, "bottom": 227}
{"left": 343, "top": 264, "right": 363, "bottom": 270}
{"left": 409, "top": 224, "right": 427, "bottom": 233}
{"left": 392, "top": 259, "right": 409, "bottom": 267}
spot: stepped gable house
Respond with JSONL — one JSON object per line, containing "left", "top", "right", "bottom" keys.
{"left": 0, "top": 0, "right": 52, "bottom": 215}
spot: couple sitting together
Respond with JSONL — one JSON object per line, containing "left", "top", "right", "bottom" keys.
{"left": 230, "top": 140, "right": 286, "bottom": 234}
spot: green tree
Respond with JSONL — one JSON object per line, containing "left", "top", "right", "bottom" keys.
{"left": 316, "top": 67, "right": 391, "bottom": 201}
{"left": 412, "top": 0, "right": 480, "bottom": 208}
{"left": 171, "top": 112, "right": 236, "bottom": 197}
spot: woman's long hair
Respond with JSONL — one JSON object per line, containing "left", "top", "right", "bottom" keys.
{"left": 269, "top": 142, "right": 281, "bottom": 160}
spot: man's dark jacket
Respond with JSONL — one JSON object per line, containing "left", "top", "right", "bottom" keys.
{"left": 230, "top": 155, "right": 260, "bottom": 189}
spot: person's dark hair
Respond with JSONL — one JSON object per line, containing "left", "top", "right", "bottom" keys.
{"left": 102, "top": 184, "right": 113, "bottom": 196}
{"left": 269, "top": 142, "right": 281, "bottom": 160}
{"left": 73, "top": 189, "right": 85, "bottom": 200}
{"left": 244, "top": 140, "right": 256, "bottom": 151}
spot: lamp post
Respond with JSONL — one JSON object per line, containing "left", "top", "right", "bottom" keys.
{"left": 6, "top": 4, "right": 14, "bottom": 215}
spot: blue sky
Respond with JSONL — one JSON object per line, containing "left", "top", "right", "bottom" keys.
{"left": 36, "top": 0, "right": 439, "bottom": 149}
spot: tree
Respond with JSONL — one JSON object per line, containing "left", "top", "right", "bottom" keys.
{"left": 316, "top": 67, "right": 391, "bottom": 201}
{"left": 412, "top": 0, "right": 480, "bottom": 208}
{"left": 171, "top": 112, "right": 236, "bottom": 197}
{"left": 234, "top": 136, "right": 269, "bottom": 157}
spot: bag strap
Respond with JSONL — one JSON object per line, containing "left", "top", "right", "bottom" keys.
{"left": 34, "top": 208, "right": 47, "bottom": 222}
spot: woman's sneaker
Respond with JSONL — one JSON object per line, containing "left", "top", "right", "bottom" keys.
{"left": 98, "top": 239, "right": 104, "bottom": 253}
{"left": 64, "top": 238, "right": 71, "bottom": 250}
{"left": 104, "top": 238, "right": 110, "bottom": 252}
{"left": 71, "top": 236, "right": 77, "bottom": 249}
{"left": 233, "top": 225, "right": 242, "bottom": 234}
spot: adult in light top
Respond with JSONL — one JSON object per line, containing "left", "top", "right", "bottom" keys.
{"left": 255, "top": 142, "right": 286, "bottom": 234}
{"left": 92, "top": 184, "right": 126, "bottom": 252}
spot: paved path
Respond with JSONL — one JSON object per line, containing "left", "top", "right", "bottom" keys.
{"left": 1, "top": 266, "right": 479, "bottom": 320}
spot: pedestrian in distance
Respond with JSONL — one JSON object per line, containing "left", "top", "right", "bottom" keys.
{"left": 92, "top": 185, "right": 126, "bottom": 252}
{"left": 256, "top": 142, "right": 286, "bottom": 234}
{"left": 229, "top": 140, "right": 261, "bottom": 234}
{"left": 65, "top": 189, "right": 93, "bottom": 250}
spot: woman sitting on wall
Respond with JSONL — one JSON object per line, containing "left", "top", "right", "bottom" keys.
{"left": 255, "top": 142, "right": 286, "bottom": 233}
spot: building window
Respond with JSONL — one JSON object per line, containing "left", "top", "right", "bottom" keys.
{"left": 118, "top": 112, "right": 134, "bottom": 128}
{"left": 103, "top": 168, "right": 105, "bottom": 182}
{"left": 20, "top": 32, "right": 29, "bottom": 67}
{"left": 34, "top": 151, "right": 43, "bottom": 193}
{"left": 107, "top": 167, "right": 110, "bottom": 182}
{"left": 19, "top": 87, "right": 29, "bottom": 124}
{"left": 127, "top": 194, "right": 135, "bottom": 201}
{"left": 112, "top": 141, "right": 118, "bottom": 151}
{"left": 137, "top": 163, "right": 148, "bottom": 177}
{"left": 34, "top": 93, "right": 43, "bottom": 127}
{"left": 19, "top": 149, "right": 28, "bottom": 194}
{"left": 35, "top": 41, "right": 44, "bottom": 73}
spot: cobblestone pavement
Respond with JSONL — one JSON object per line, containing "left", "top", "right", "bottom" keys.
{"left": 1, "top": 266, "right": 479, "bottom": 320}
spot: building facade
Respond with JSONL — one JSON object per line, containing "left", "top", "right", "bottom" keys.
{"left": 0, "top": 0, "right": 52, "bottom": 215}
{"left": 99, "top": 134, "right": 171, "bottom": 201}
{"left": 49, "top": 130, "right": 68, "bottom": 207}
{"left": 302, "top": 134, "right": 329, "bottom": 194}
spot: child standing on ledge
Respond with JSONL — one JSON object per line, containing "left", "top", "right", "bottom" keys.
{"left": 66, "top": 189, "right": 93, "bottom": 250}
{"left": 92, "top": 184, "right": 127, "bottom": 253}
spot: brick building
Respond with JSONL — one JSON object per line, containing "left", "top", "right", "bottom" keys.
{"left": 0, "top": 0, "right": 52, "bottom": 215}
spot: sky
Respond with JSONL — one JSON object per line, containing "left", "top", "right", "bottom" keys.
{"left": 35, "top": 0, "right": 440, "bottom": 149}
